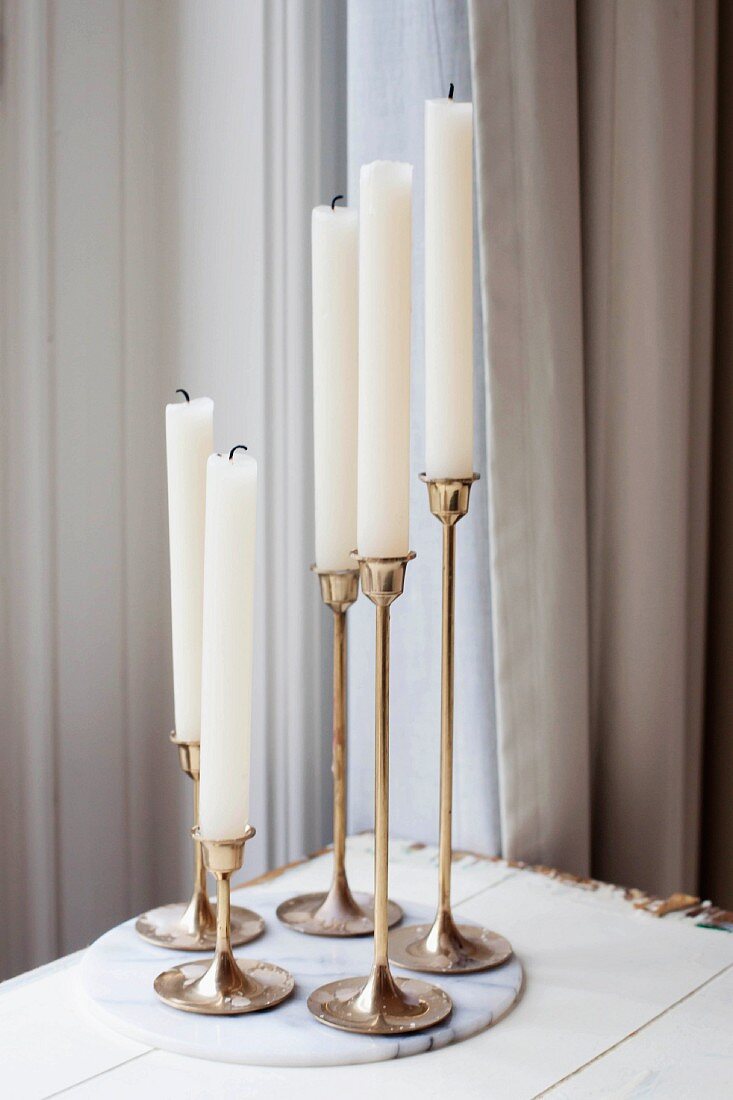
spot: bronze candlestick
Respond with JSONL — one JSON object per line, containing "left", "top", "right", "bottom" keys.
{"left": 154, "top": 826, "right": 294, "bottom": 1014}
{"left": 135, "top": 733, "right": 263, "bottom": 951}
{"left": 277, "top": 567, "right": 402, "bottom": 936}
{"left": 389, "top": 476, "right": 513, "bottom": 973}
{"left": 308, "top": 553, "right": 452, "bottom": 1034}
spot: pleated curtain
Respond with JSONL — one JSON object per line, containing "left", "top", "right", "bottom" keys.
{"left": 469, "top": 0, "right": 717, "bottom": 895}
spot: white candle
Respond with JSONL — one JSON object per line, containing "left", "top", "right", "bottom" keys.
{"left": 199, "top": 448, "right": 257, "bottom": 839}
{"left": 425, "top": 95, "right": 474, "bottom": 479}
{"left": 165, "top": 394, "right": 214, "bottom": 742}
{"left": 312, "top": 202, "right": 359, "bottom": 570}
{"left": 357, "top": 161, "right": 413, "bottom": 558}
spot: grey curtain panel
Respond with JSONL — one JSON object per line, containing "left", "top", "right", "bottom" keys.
{"left": 470, "top": 0, "right": 717, "bottom": 895}
{"left": 346, "top": 0, "right": 501, "bottom": 855}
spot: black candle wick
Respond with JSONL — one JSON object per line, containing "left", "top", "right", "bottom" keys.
{"left": 175, "top": 388, "right": 190, "bottom": 402}
{"left": 448, "top": 83, "right": 454, "bottom": 100}
{"left": 331, "top": 194, "right": 344, "bottom": 210}
{"left": 229, "top": 444, "right": 248, "bottom": 460}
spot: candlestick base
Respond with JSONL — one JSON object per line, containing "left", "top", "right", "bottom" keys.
{"left": 135, "top": 901, "right": 264, "bottom": 952}
{"left": 276, "top": 888, "right": 402, "bottom": 938}
{"left": 388, "top": 911, "right": 513, "bottom": 974}
{"left": 307, "top": 962, "right": 452, "bottom": 1035}
{"left": 154, "top": 956, "right": 294, "bottom": 1016}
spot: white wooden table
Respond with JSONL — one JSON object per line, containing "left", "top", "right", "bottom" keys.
{"left": 3, "top": 835, "right": 733, "bottom": 1098}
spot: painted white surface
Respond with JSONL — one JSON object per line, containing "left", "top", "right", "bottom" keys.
{"left": 2, "top": 837, "right": 732, "bottom": 1098}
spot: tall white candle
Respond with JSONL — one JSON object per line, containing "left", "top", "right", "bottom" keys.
{"left": 357, "top": 161, "right": 413, "bottom": 558}
{"left": 312, "top": 202, "right": 359, "bottom": 570}
{"left": 425, "top": 95, "right": 474, "bottom": 478}
{"left": 165, "top": 394, "right": 214, "bottom": 742}
{"left": 199, "top": 448, "right": 257, "bottom": 839}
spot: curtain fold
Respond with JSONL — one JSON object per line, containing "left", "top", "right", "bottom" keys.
{"left": 469, "top": 0, "right": 591, "bottom": 875}
{"left": 470, "top": 0, "right": 717, "bottom": 894}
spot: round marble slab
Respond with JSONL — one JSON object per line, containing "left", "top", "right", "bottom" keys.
{"left": 78, "top": 892, "right": 523, "bottom": 1067}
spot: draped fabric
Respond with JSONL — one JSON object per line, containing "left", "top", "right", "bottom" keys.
{"left": 346, "top": 0, "right": 501, "bottom": 856}
{"left": 469, "top": 0, "right": 717, "bottom": 895}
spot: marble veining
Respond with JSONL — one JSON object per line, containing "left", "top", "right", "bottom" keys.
{"left": 78, "top": 892, "right": 523, "bottom": 1067}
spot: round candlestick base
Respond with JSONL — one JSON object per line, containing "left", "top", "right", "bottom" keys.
{"left": 135, "top": 902, "right": 264, "bottom": 952}
{"left": 388, "top": 915, "right": 513, "bottom": 974}
{"left": 276, "top": 890, "right": 403, "bottom": 938}
{"left": 154, "top": 957, "right": 294, "bottom": 1016}
{"left": 307, "top": 964, "right": 452, "bottom": 1035}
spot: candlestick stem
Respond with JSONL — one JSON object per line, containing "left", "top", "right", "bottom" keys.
{"left": 389, "top": 475, "right": 514, "bottom": 973}
{"left": 154, "top": 828, "right": 294, "bottom": 1015}
{"left": 438, "top": 521, "right": 455, "bottom": 919}
{"left": 135, "top": 736, "right": 263, "bottom": 950}
{"left": 331, "top": 607, "right": 348, "bottom": 883}
{"left": 176, "top": 773, "right": 215, "bottom": 936}
{"left": 308, "top": 553, "right": 452, "bottom": 1034}
{"left": 277, "top": 568, "right": 402, "bottom": 936}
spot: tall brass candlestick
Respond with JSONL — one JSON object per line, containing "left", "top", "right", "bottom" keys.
{"left": 277, "top": 568, "right": 403, "bottom": 936}
{"left": 135, "top": 734, "right": 264, "bottom": 951}
{"left": 389, "top": 476, "right": 513, "bottom": 973}
{"left": 308, "top": 553, "right": 452, "bottom": 1034}
{"left": 154, "top": 826, "right": 294, "bottom": 1014}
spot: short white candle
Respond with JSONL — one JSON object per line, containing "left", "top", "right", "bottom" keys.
{"left": 199, "top": 448, "right": 257, "bottom": 840}
{"left": 425, "top": 94, "right": 474, "bottom": 479}
{"left": 165, "top": 394, "right": 213, "bottom": 743}
{"left": 357, "top": 161, "right": 413, "bottom": 558}
{"left": 312, "top": 202, "right": 359, "bottom": 570}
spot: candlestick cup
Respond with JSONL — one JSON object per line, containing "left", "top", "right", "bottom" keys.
{"left": 277, "top": 567, "right": 403, "bottom": 936}
{"left": 388, "top": 476, "right": 513, "bottom": 974}
{"left": 308, "top": 553, "right": 452, "bottom": 1034}
{"left": 154, "top": 826, "right": 294, "bottom": 1014}
{"left": 135, "top": 733, "right": 264, "bottom": 951}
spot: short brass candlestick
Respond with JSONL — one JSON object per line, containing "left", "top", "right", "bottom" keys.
{"left": 308, "top": 553, "right": 452, "bottom": 1034}
{"left": 154, "top": 826, "right": 294, "bottom": 1014}
{"left": 389, "top": 476, "right": 513, "bottom": 974}
{"left": 135, "top": 733, "right": 264, "bottom": 951}
{"left": 277, "top": 567, "right": 403, "bottom": 936}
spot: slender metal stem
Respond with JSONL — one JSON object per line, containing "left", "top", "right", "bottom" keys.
{"left": 193, "top": 777, "right": 207, "bottom": 898}
{"left": 216, "top": 875, "right": 231, "bottom": 959}
{"left": 331, "top": 608, "right": 348, "bottom": 889}
{"left": 373, "top": 603, "right": 390, "bottom": 967}
{"left": 438, "top": 523, "right": 455, "bottom": 916}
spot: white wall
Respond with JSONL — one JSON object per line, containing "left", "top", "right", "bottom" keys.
{"left": 0, "top": 0, "right": 345, "bottom": 979}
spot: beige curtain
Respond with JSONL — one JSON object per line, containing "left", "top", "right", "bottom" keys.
{"left": 470, "top": 0, "right": 717, "bottom": 896}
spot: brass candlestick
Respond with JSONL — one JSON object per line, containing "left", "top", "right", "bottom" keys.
{"left": 308, "top": 553, "right": 452, "bottom": 1034}
{"left": 135, "top": 733, "right": 264, "bottom": 951}
{"left": 277, "top": 567, "right": 403, "bottom": 937}
{"left": 389, "top": 476, "right": 513, "bottom": 974}
{"left": 154, "top": 826, "right": 295, "bottom": 1014}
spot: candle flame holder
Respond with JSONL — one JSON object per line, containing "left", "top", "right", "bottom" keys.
{"left": 308, "top": 553, "right": 452, "bottom": 1034}
{"left": 388, "top": 476, "right": 513, "bottom": 974}
{"left": 154, "top": 826, "right": 294, "bottom": 1014}
{"left": 135, "top": 733, "right": 264, "bottom": 951}
{"left": 277, "top": 567, "right": 403, "bottom": 937}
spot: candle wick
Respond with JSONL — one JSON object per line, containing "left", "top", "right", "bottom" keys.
{"left": 229, "top": 444, "right": 248, "bottom": 460}
{"left": 448, "top": 83, "right": 454, "bottom": 100}
{"left": 331, "top": 194, "right": 344, "bottom": 210}
{"left": 175, "top": 388, "right": 190, "bottom": 402}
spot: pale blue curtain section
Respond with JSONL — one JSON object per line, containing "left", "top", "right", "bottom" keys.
{"left": 346, "top": 0, "right": 501, "bottom": 854}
